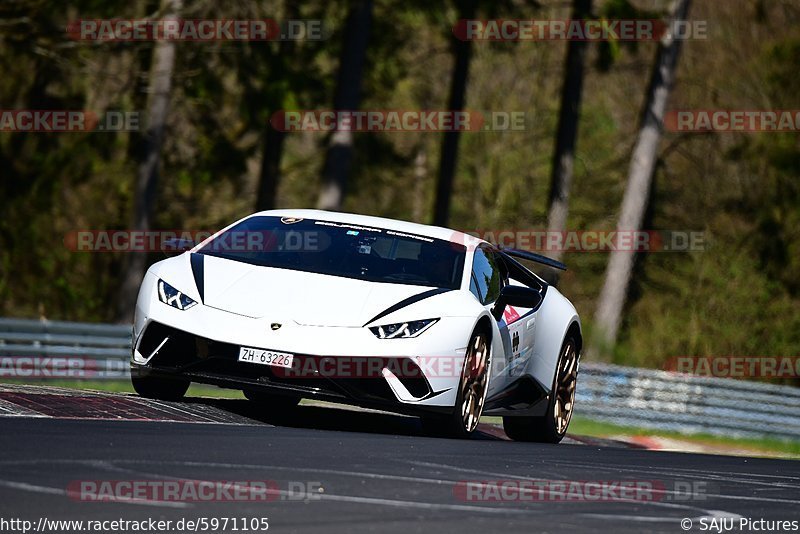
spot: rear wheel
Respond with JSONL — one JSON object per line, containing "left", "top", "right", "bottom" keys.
{"left": 131, "top": 373, "right": 190, "bottom": 401}
{"left": 422, "top": 328, "right": 491, "bottom": 439}
{"left": 243, "top": 389, "right": 300, "bottom": 409}
{"left": 503, "top": 336, "right": 579, "bottom": 443}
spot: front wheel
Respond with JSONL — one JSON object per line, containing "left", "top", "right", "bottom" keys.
{"left": 422, "top": 328, "right": 491, "bottom": 439}
{"left": 131, "top": 372, "right": 190, "bottom": 401}
{"left": 503, "top": 336, "right": 579, "bottom": 443}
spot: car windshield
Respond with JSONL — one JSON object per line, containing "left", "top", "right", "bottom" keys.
{"left": 198, "top": 216, "right": 466, "bottom": 289}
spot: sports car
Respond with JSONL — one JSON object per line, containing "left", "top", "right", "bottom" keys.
{"left": 131, "top": 210, "right": 582, "bottom": 441}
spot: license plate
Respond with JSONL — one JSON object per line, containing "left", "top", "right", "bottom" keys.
{"left": 238, "top": 347, "right": 294, "bottom": 369}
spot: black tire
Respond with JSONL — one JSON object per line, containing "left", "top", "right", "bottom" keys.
{"left": 131, "top": 373, "right": 190, "bottom": 401}
{"left": 421, "top": 327, "right": 491, "bottom": 439}
{"left": 503, "top": 336, "right": 579, "bottom": 443}
{"left": 243, "top": 389, "right": 301, "bottom": 409}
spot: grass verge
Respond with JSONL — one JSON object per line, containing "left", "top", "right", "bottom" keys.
{"left": 1, "top": 379, "right": 244, "bottom": 399}
{"left": 567, "top": 416, "right": 800, "bottom": 458}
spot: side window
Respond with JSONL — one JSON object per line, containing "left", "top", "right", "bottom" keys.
{"left": 469, "top": 273, "right": 482, "bottom": 302}
{"left": 471, "top": 247, "right": 502, "bottom": 305}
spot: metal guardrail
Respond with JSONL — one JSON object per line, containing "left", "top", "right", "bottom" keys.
{"left": 0, "top": 318, "right": 131, "bottom": 378}
{"left": 576, "top": 363, "right": 800, "bottom": 441}
{"left": 0, "top": 317, "right": 798, "bottom": 441}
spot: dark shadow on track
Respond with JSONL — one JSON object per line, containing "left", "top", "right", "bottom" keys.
{"left": 0, "top": 384, "right": 626, "bottom": 446}
{"left": 185, "top": 397, "right": 504, "bottom": 440}
{"left": 182, "top": 396, "right": 634, "bottom": 447}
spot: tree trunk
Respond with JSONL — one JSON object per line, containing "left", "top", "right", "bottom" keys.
{"left": 543, "top": 0, "right": 592, "bottom": 285}
{"left": 412, "top": 146, "right": 427, "bottom": 222}
{"left": 255, "top": 3, "right": 298, "bottom": 212}
{"left": 256, "top": 126, "right": 286, "bottom": 211}
{"left": 592, "top": 0, "right": 692, "bottom": 353}
{"left": 116, "top": 0, "right": 182, "bottom": 321}
{"left": 316, "top": 0, "right": 374, "bottom": 211}
{"left": 432, "top": 0, "right": 478, "bottom": 227}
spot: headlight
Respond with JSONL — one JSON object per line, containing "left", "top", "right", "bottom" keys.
{"left": 157, "top": 279, "right": 197, "bottom": 310}
{"left": 369, "top": 319, "right": 438, "bottom": 339}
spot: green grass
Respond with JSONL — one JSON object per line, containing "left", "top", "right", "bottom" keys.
{"left": 6, "top": 380, "right": 798, "bottom": 458}
{"left": 1, "top": 379, "right": 244, "bottom": 399}
{"left": 567, "top": 416, "right": 800, "bottom": 458}
{"left": 480, "top": 414, "right": 800, "bottom": 458}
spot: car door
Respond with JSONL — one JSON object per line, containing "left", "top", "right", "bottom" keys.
{"left": 469, "top": 245, "right": 516, "bottom": 396}
{"left": 500, "top": 276, "right": 539, "bottom": 384}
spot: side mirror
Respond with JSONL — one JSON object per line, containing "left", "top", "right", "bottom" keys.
{"left": 491, "top": 285, "right": 543, "bottom": 321}
{"left": 161, "top": 238, "right": 195, "bottom": 257}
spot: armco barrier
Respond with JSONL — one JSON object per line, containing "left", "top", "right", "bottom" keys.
{"left": 0, "top": 318, "right": 130, "bottom": 379}
{"left": 575, "top": 363, "right": 800, "bottom": 441}
{"left": 0, "top": 317, "right": 798, "bottom": 440}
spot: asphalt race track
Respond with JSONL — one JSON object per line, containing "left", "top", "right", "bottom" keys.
{"left": 0, "top": 385, "right": 798, "bottom": 534}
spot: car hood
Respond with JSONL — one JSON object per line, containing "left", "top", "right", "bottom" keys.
{"left": 197, "top": 254, "right": 442, "bottom": 327}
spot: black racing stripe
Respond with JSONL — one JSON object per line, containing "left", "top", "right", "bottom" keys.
{"left": 190, "top": 253, "right": 204, "bottom": 303}
{"left": 363, "top": 288, "right": 453, "bottom": 327}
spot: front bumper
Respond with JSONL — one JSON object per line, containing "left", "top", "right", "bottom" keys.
{"left": 133, "top": 273, "right": 475, "bottom": 412}
{"left": 132, "top": 321, "right": 457, "bottom": 415}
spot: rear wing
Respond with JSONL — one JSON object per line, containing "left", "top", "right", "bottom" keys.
{"left": 500, "top": 248, "right": 567, "bottom": 272}
{"left": 491, "top": 247, "right": 563, "bottom": 291}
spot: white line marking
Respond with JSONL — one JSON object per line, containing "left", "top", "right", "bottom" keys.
{"left": 96, "top": 468, "right": 542, "bottom": 515}
{"left": 0, "top": 479, "right": 190, "bottom": 509}
{"left": 402, "top": 460, "right": 800, "bottom": 506}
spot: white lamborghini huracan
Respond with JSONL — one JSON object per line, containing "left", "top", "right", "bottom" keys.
{"left": 131, "top": 210, "right": 582, "bottom": 441}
